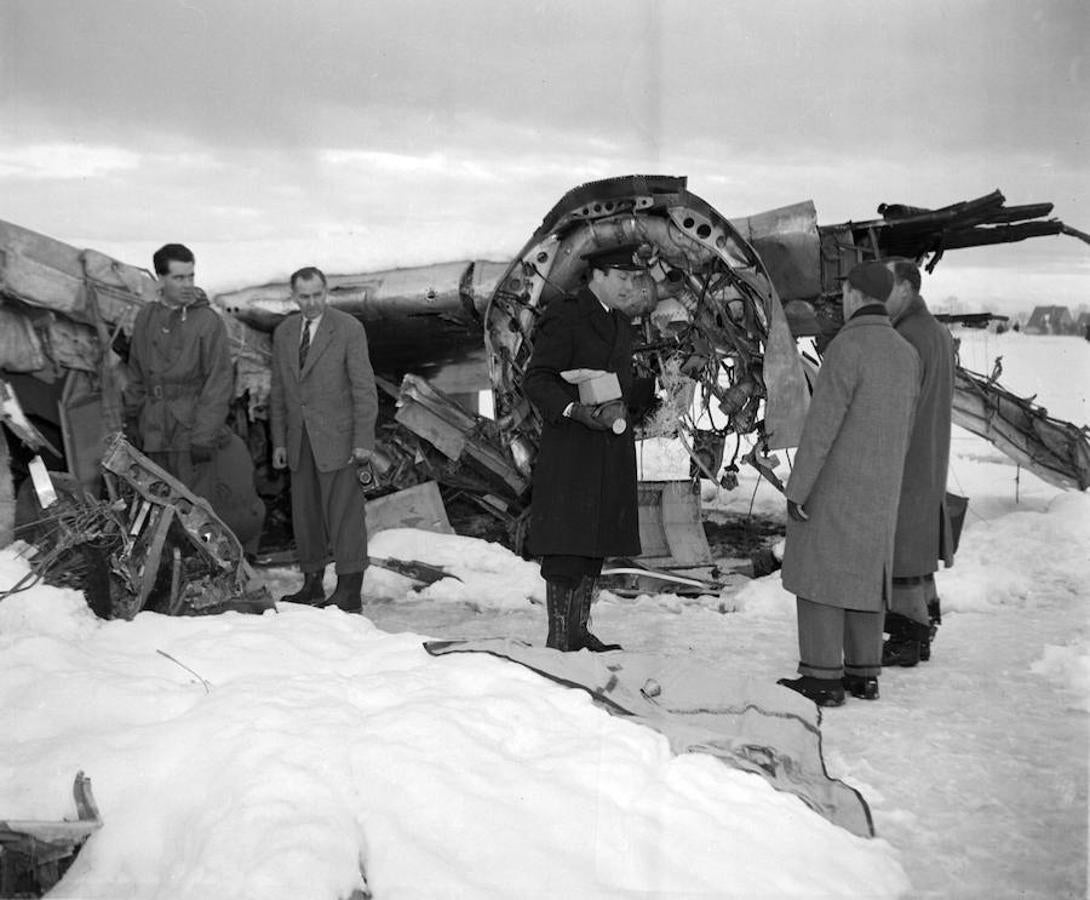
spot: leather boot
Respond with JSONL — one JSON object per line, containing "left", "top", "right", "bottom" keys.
{"left": 280, "top": 570, "right": 326, "bottom": 606}
{"left": 323, "top": 571, "right": 364, "bottom": 613}
{"left": 921, "top": 597, "right": 942, "bottom": 662}
{"left": 575, "top": 576, "right": 621, "bottom": 652}
{"left": 545, "top": 580, "right": 578, "bottom": 651}
{"left": 883, "top": 613, "right": 931, "bottom": 667}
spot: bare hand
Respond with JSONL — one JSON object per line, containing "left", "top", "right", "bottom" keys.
{"left": 272, "top": 446, "right": 288, "bottom": 470}
{"left": 351, "top": 447, "right": 373, "bottom": 465}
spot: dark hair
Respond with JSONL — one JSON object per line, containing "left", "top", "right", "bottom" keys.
{"left": 887, "top": 257, "right": 921, "bottom": 292}
{"left": 290, "top": 266, "right": 327, "bottom": 289}
{"left": 152, "top": 243, "right": 195, "bottom": 276}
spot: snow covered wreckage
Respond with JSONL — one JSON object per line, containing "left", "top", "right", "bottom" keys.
{"left": 1, "top": 175, "right": 1088, "bottom": 617}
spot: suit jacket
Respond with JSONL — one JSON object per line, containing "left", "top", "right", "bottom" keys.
{"left": 781, "top": 311, "right": 920, "bottom": 611}
{"left": 269, "top": 307, "right": 378, "bottom": 473}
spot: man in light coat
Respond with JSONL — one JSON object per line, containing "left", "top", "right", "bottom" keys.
{"left": 270, "top": 266, "right": 378, "bottom": 612}
{"left": 882, "top": 258, "right": 956, "bottom": 666}
{"left": 778, "top": 261, "right": 920, "bottom": 707}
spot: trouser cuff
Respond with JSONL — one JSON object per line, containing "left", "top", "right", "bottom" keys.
{"left": 844, "top": 662, "right": 881, "bottom": 677}
{"left": 798, "top": 661, "right": 843, "bottom": 679}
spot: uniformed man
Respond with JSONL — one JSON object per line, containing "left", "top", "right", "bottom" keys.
{"left": 522, "top": 242, "right": 647, "bottom": 652}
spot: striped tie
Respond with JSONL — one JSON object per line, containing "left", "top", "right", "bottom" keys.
{"left": 299, "top": 320, "right": 311, "bottom": 370}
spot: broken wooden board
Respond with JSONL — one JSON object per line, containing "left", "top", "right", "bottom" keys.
{"left": 366, "top": 481, "right": 453, "bottom": 538}
{"left": 0, "top": 771, "right": 102, "bottom": 896}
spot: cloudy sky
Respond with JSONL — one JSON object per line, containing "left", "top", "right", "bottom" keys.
{"left": 2, "top": 0, "right": 1087, "bottom": 312}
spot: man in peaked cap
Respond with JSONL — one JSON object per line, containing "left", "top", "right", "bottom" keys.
{"left": 522, "top": 241, "right": 648, "bottom": 652}
{"left": 777, "top": 261, "right": 920, "bottom": 706}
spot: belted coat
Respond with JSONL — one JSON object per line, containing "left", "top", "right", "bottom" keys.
{"left": 523, "top": 289, "right": 641, "bottom": 559}
{"left": 269, "top": 307, "right": 378, "bottom": 473}
{"left": 781, "top": 310, "right": 920, "bottom": 611}
{"left": 125, "top": 295, "right": 233, "bottom": 453}
{"left": 892, "top": 295, "right": 956, "bottom": 576}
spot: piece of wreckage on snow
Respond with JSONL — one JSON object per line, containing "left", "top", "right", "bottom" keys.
{"left": 2, "top": 176, "right": 1089, "bottom": 615}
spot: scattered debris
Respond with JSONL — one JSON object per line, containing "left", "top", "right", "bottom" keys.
{"left": 0, "top": 771, "right": 101, "bottom": 897}
{"left": 2, "top": 178, "right": 1089, "bottom": 607}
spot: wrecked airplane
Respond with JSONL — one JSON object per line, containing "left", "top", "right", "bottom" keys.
{"left": 1, "top": 175, "right": 1088, "bottom": 617}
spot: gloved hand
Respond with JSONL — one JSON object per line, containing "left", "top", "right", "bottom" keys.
{"left": 123, "top": 417, "right": 142, "bottom": 448}
{"left": 787, "top": 499, "right": 809, "bottom": 522}
{"left": 189, "top": 443, "right": 215, "bottom": 464}
{"left": 567, "top": 403, "right": 610, "bottom": 431}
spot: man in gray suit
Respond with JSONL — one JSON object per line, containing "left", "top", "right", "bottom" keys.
{"left": 778, "top": 261, "right": 920, "bottom": 707}
{"left": 270, "top": 266, "right": 379, "bottom": 612}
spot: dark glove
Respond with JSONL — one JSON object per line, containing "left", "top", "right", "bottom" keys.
{"left": 787, "top": 500, "right": 809, "bottom": 522}
{"left": 567, "top": 403, "right": 610, "bottom": 431}
{"left": 190, "top": 443, "right": 215, "bottom": 464}
{"left": 123, "top": 418, "right": 142, "bottom": 448}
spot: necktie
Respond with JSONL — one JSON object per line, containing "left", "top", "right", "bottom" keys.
{"left": 299, "top": 320, "right": 311, "bottom": 370}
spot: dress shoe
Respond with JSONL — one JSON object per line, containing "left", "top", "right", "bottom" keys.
{"left": 776, "top": 676, "right": 845, "bottom": 707}
{"left": 842, "top": 674, "right": 880, "bottom": 700}
{"left": 279, "top": 571, "right": 326, "bottom": 606}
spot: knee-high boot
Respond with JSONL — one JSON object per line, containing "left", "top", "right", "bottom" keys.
{"left": 545, "top": 580, "right": 579, "bottom": 651}
{"left": 575, "top": 576, "right": 621, "bottom": 652}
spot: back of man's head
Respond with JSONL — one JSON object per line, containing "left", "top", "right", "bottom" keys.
{"left": 886, "top": 257, "right": 921, "bottom": 293}
{"left": 153, "top": 243, "right": 195, "bottom": 276}
{"left": 846, "top": 261, "right": 894, "bottom": 304}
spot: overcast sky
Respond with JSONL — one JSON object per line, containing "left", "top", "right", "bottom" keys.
{"left": 2, "top": 0, "right": 1087, "bottom": 311}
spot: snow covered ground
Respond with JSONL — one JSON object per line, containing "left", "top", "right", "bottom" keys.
{"left": 1, "top": 330, "right": 1087, "bottom": 898}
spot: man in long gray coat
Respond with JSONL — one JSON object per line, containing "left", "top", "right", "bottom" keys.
{"left": 882, "top": 258, "right": 956, "bottom": 667}
{"left": 778, "top": 261, "right": 920, "bottom": 707}
{"left": 270, "top": 266, "right": 379, "bottom": 612}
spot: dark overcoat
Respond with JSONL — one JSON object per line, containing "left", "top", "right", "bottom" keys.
{"left": 269, "top": 307, "right": 379, "bottom": 472}
{"left": 523, "top": 289, "right": 641, "bottom": 559}
{"left": 892, "top": 295, "right": 956, "bottom": 575}
{"left": 781, "top": 311, "right": 920, "bottom": 611}
{"left": 125, "top": 296, "right": 233, "bottom": 453}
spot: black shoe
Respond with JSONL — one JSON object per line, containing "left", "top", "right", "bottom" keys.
{"left": 882, "top": 638, "right": 921, "bottom": 667}
{"left": 842, "top": 675, "right": 880, "bottom": 700}
{"left": 280, "top": 571, "right": 326, "bottom": 606}
{"left": 322, "top": 571, "right": 364, "bottom": 613}
{"left": 777, "top": 676, "right": 845, "bottom": 707}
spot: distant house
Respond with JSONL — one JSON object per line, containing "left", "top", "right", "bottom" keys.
{"left": 1024, "top": 305, "right": 1076, "bottom": 335}
{"left": 1077, "top": 311, "right": 1090, "bottom": 339}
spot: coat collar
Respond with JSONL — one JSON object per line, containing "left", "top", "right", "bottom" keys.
{"left": 840, "top": 308, "right": 893, "bottom": 334}
{"left": 891, "top": 293, "right": 929, "bottom": 327}
{"left": 575, "top": 287, "right": 619, "bottom": 346}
